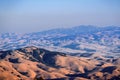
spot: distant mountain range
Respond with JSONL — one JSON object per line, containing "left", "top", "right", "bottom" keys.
{"left": 0, "top": 25, "right": 120, "bottom": 57}
{"left": 0, "top": 25, "right": 120, "bottom": 80}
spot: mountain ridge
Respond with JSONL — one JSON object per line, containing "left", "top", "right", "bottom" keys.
{"left": 0, "top": 46, "right": 120, "bottom": 80}
{"left": 0, "top": 25, "right": 120, "bottom": 58}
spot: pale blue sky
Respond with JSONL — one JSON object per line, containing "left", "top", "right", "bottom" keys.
{"left": 0, "top": 0, "right": 120, "bottom": 33}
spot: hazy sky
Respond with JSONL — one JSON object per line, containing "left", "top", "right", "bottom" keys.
{"left": 0, "top": 0, "right": 120, "bottom": 33}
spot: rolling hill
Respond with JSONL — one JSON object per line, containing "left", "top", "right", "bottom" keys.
{"left": 0, "top": 46, "right": 120, "bottom": 80}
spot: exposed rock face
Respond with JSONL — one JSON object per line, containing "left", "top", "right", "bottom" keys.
{"left": 0, "top": 46, "right": 120, "bottom": 80}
